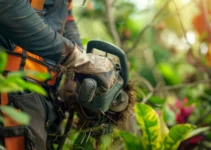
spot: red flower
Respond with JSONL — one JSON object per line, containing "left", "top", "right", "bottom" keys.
{"left": 187, "top": 135, "right": 204, "bottom": 144}
{"left": 170, "top": 98, "right": 204, "bottom": 149}
{"left": 169, "top": 98, "right": 194, "bottom": 124}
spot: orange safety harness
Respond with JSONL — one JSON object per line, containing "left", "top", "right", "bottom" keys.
{"left": 0, "top": 0, "right": 62, "bottom": 150}
{"left": 6, "top": 46, "right": 59, "bottom": 86}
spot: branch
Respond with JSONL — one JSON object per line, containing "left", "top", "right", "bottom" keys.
{"left": 160, "top": 1, "right": 194, "bottom": 22}
{"left": 201, "top": 0, "right": 211, "bottom": 42}
{"left": 142, "top": 91, "right": 154, "bottom": 103}
{"left": 82, "top": 0, "right": 86, "bottom": 6}
{"left": 104, "top": 0, "right": 121, "bottom": 47}
{"left": 196, "top": 110, "right": 211, "bottom": 125}
{"left": 111, "top": 0, "right": 118, "bottom": 6}
{"left": 161, "top": 79, "right": 211, "bottom": 91}
{"left": 142, "top": 79, "right": 211, "bottom": 103}
{"left": 173, "top": 0, "right": 191, "bottom": 46}
{"left": 126, "top": 0, "right": 173, "bottom": 54}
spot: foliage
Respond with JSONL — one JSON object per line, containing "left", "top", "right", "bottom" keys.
{"left": 119, "top": 103, "right": 195, "bottom": 150}
{"left": 0, "top": 106, "right": 30, "bottom": 125}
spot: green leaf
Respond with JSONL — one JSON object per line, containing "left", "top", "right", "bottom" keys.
{"left": 185, "top": 126, "right": 210, "bottom": 140}
{"left": 8, "top": 71, "right": 51, "bottom": 80}
{"left": 5, "top": 77, "right": 46, "bottom": 95}
{"left": 159, "top": 116, "right": 169, "bottom": 140}
{"left": 118, "top": 131, "right": 143, "bottom": 150}
{"left": 0, "top": 72, "right": 46, "bottom": 95}
{"left": 0, "top": 115, "right": 5, "bottom": 123}
{"left": 163, "top": 105, "right": 176, "bottom": 126}
{"left": 100, "top": 135, "right": 112, "bottom": 150}
{"left": 0, "top": 75, "right": 24, "bottom": 93}
{"left": 26, "top": 71, "right": 51, "bottom": 80}
{"left": 148, "top": 96, "right": 166, "bottom": 106}
{"left": 0, "top": 50, "right": 7, "bottom": 72}
{"left": 158, "top": 63, "right": 181, "bottom": 85}
{"left": 1, "top": 106, "right": 30, "bottom": 125}
{"left": 22, "top": 82, "right": 47, "bottom": 96}
{"left": 135, "top": 103, "right": 162, "bottom": 150}
{"left": 0, "top": 145, "right": 5, "bottom": 150}
{"left": 164, "top": 124, "right": 195, "bottom": 150}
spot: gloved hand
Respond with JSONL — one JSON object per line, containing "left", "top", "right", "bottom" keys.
{"left": 62, "top": 43, "right": 114, "bottom": 90}
{"left": 61, "top": 43, "right": 128, "bottom": 113}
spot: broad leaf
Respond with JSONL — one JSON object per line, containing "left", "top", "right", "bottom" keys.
{"left": 135, "top": 103, "right": 162, "bottom": 150}
{"left": 5, "top": 77, "right": 47, "bottom": 95}
{"left": 8, "top": 71, "right": 51, "bottom": 81}
{"left": 0, "top": 74, "right": 24, "bottom": 93}
{"left": 1, "top": 106, "right": 30, "bottom": 125}
{"left": 158, "top": 63, "right": 181, "bottom": 85}
{"left": 163, "top": 105, "right": 176, "bottom": 126}
{"left": 149, "top": 96, "right": 166, "bottom": 106}
{"left": 119, "top": 131, "right": 143, "bottom": 150}
{"left": 21, "top": 82, "right": 47, "bottom": 96}
{"left": 185, "top": 126, "right": 210, "bottom": 140}
{"left": 164, "top": 124, "right": 195, "bottom": 150}
{"left": 159, "top": 115, "right": 169, "bottom": 140}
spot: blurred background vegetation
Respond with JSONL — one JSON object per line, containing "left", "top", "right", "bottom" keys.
{"left": 70, "top": 0, "right": 211, "bottom": 149}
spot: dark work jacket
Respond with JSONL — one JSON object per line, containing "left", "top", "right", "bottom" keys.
{"left": 0, "top": 0, "right": 81, "bottom": 63}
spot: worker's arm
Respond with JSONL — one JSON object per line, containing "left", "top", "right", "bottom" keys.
{"left": 64, "top": 7, "right": 83, "bottom": 48}
{"left": 0, "top": 0, "right": 74, "bottom": 63}
{"left": 0, "top": 0, "right": 115, "bottom": 98}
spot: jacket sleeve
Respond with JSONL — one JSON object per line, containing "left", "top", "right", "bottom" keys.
{"left": 0, "top": 0, "right": 74, "bottom": 63}
{"left": 64, "top": 7, "right": 83, "bottom": 48}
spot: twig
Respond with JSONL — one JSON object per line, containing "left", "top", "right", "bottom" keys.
{"left": 141, "top": 79, "right": 211, "bottom": 103}
{"left": 159, "top": 1, "right": 194, "bottom": 23}
{"left": 161, "top": 79, "right": 211, "bottom": 91}
{"left": 82, "top": 0, "right": 86, "bottom": 6}
{"left": 111, "top": 0, "right": 118, "bottom": 6}
{"left": 173, "top": 0, "right": 191, "bottom": 46}
{"left": 201, "top": 0, "right": 211, "bottom": 42}
{"left": 142, "top": 91, "right": 154, "bottom": 103}
{"left": 104, "top": 0, "right": 121, "bottom": 47}
{"left": 142, "top": 84, "right": 161, "bottom": 103}
{"left": 134, "top": 73, "right": 154, "bottom": 91}
{"left": 196, "top": 110, "right": 211, "bottom": 125}
{"left": 126, "top": 0, "right": 173, "bottom": 54}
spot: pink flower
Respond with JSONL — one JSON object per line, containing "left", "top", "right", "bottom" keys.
{"left": 170, "top": 98, "right": 194, "bottom": 124}
{"left": 187, "top": 135, "right": 204, "bottom": 144}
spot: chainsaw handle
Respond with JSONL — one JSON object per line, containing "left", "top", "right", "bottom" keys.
{"left": 87, "top": 40, "right": 128, "bottom": 86}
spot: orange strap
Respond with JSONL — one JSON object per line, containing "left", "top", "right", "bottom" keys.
{"left": 66, "top": 15, "right": 74, "bottom": 21}
{"left": 30, "top": 0, "right": 45, "bottom": 11}
{"left": 68, "top": 0, "right": 73, "bottom": 10}
{"left": 6, "top": 46, "right": 58, "bottom": 86}
{"left": 1, "top": 93, "right": 25, "bottom": 150}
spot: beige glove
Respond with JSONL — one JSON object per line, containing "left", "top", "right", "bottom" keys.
{"left": 63, "top": 43, "right": 113, "bottom": 74}
{"left": 62, "top": 43, "right": 114, "bottom": 89}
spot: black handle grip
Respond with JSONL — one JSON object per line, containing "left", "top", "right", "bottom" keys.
{"left": 87, "top": 40, "right": 128, "bottom": 86}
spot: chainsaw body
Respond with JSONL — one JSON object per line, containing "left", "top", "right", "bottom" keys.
{"left": 76, "top": 40, "right": 129, "bottom": 113}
